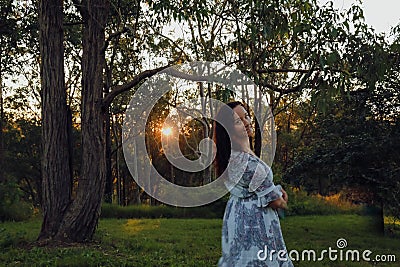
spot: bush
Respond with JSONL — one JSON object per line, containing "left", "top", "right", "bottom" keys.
{"left": 285, "top": 187, "right": 363, "bottom": 216}
{"left": 101, "top": 200, "right": 226, "bottom": 219}
{"left": 101, "top": 188, "right": 366, "bottom": 218}
{"left": 0, "top": 228, "right": 28, "bottom": 249}
{"left": 0, "top": 201, "right": 33, "bottom": 222}
{"left": 0, "top": 181, "right": 33, "bottom": 221}
{"left": 102, "top": 188, "right": 366, "bottom": 219}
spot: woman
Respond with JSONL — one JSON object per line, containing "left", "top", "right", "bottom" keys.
{"left": 215, "top": 101, "right": 293, "bottom": 267}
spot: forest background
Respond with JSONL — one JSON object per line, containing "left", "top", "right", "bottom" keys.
{"left": 0, "top": 0, "right": 399, "bottom": 245}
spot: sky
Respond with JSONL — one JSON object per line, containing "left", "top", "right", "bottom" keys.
{"left": 318, "top": 0, "right": 400, "bottom": 35}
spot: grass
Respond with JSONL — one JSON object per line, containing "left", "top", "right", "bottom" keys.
{"left": 0, "top": 215, "right": 399, "bottom": 266}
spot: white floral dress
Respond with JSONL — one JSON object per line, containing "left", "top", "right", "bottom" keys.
{"left": 218, "top": 151, "right": 294, "bottom": 267}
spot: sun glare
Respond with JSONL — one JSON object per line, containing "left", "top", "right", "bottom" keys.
{"left": 161, "top": 127, "right": 172, "bottom": 136}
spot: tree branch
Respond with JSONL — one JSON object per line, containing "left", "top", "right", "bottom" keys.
{"left": 262, "top": 81, "right": 305, "bottom": 94}
{"left": 257, "top": 68, "right": 311, "bottom": 74}
{"left": 260, "top": 64, "right": 317, "bottom": 94}
{"left": 102, "top": 65, "right": 170, "bottom": 109}
{"left": 257, "top": 67, "right": 352, "bottom": 76}
{"left": 101, "top": 26, "right": 129, "bottom": 53}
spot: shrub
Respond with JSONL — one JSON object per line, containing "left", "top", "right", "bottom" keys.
{"left": 285, "top": 187, "right": 363, "bottom": 216}
{"left": 101, "top": 200, "right": 226, "bottom": 219}
{"left": 0, "top": 181, "right": 33, "bottom": 221}
{"left": 0, "top": 201, "right": 33, "bottom": 222}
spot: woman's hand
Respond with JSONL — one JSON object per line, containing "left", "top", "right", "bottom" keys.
{"left": 281, "top": 188, "right": 288, "bottom": 203}
{"left": 268, "top": 197, "right": 288, "bottom": 210}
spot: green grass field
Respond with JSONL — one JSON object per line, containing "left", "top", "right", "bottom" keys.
{"left": 1, "top": 215, "right": 399, "bottom": 266}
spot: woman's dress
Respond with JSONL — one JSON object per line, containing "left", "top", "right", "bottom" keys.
{"left": 218, "top": 151, "right": 294, "bottom": 267}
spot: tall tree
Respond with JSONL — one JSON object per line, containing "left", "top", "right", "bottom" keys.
{"left": 38, "top": 0, "right": 72, "bottom": 240}
{"left": 38, "top": 0, "right": 111, "bottom": 242}
{"left": 38, "top": 0, "right": 171, "bottom": 242}
{"left": 50, "top": 0, "right": 110, "bottom": 242}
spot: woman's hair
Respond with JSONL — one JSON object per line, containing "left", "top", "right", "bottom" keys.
{"left": 213, "top": 101, "right": 245, "bottom": 177}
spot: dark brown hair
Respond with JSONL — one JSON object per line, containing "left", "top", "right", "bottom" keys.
{"left": 213, "top": 101, "right": 245, "bottom": 177}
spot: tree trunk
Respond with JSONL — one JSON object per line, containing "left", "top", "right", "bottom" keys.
{"left": 0, "top": 72, "right": 6, "bottom": 184}
{"left": 38, "top": 0, "right": 72, "bottom": 240}
{"left": 122, "top": 167, "right": 126, "bottom": 206}
{"left": 132, "top": 138, "right": 141, "bottom": 205}
{"left": 53, "top": 0, "right": 109, "bottom": 242}
{"left": 104, "top": 107, "right": 113, "bottom": 203}
{"left": 116, "top": 132, "right": 121, "bottom": 205}
{"left": 0, "top": 74, "right": 4, "bottom": 183}
{"left": 38, "top": 0, "right": 165, "bottom": 243}
{"left": 374, "top": 202, "right": 385, "bottom": 235}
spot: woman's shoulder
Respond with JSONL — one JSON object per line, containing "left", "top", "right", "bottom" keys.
{"left": 237, "top": 151, "right": 272, "bottom": 170}
{"left": 230, "top": 150, "right": 267, "bottom": 167}
{"left": 229, "top": 150, "right": 249, "bottom": 165}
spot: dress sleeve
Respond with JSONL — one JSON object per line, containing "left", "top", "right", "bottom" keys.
{"left": 247, "top": 157, "right": 283, "bottom": 208}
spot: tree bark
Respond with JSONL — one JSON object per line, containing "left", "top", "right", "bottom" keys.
{"left": 103, "top": 49, "right": 113, "bottom": 203}
{"left": 104, "top": 103, "right": 113, "bottom": 203}
{"left": 54, "top": 0, "right": 109, "bottom": 242}
{"left": 0, "top": 73, "right": 4, "bottom": 183}
{"left": 38, "top": 0, "right": 72, "bottom": 241}
{"left": 104, "top": 114, "right": 113, "bottom": 203}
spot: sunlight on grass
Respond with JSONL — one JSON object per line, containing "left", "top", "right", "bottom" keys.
{"left": 123, "top": 219, "right": 160, "bottom": 234}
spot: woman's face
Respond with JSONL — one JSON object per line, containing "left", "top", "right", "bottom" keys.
{"left": 232, "top": 105, "right": 253, "bottom": 143}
